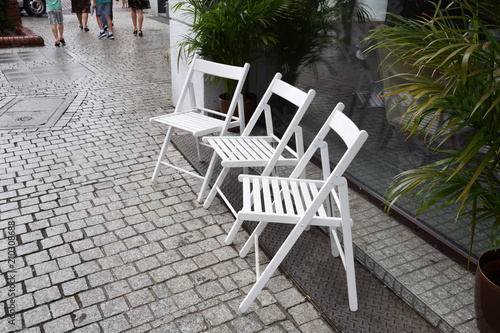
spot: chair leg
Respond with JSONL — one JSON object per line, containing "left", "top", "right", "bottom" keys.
{"left": 203, "top": 167, "right": 230, "bottom": 209}
{"left": 195, "top": 137, "right": 203, "bottom": 162}
{"left": 239, "top": 221, "right": 308, "bottom": 313}
{"left": 329, "top": 227, "right": 340, "bottom": 257}
{"left": 151, "top": 127, "right": 174, "bottom": 184}
{"left": 239, "top": 221, "right": 269, "bottom": 257}
{"left": 224, "top": 217, "right": 245, "bottom": 245}
{"left": 197, "top": 153, "right": 218, "bottom": 203}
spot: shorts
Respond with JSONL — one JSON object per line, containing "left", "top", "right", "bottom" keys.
{"left": 47, "top": 9, "right": 63, "bottom": 25}
{"left": 96, "top": 2, "right": 111, "bottom": 16}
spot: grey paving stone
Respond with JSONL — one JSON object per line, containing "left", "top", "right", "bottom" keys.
{"left": 202, "top": 304, "right": 234, "bottom": 327}
{"left": 23, "top": 304, "right": 52, "bottom": 327}
{"left": 126, "top": 305, "right": 154, "bottom": 327}
{"left": 104, "top": 280, "right": 132, "bottom": 299}
{"left": 288, "top": 302, "right": 320, "bottom": 326}
{"left": 275, "top": 288, "right": 306, "bottom": 309}
{"left": 33, "top": 259, "right": 59, "bottom": 276}
{"left": 43, "top": 315, "right": 74, "bottom": 333}
{"left": 50, "top": 296, "right": 79, "bottom": 318}
{"left": 126, "top": 289, "right": 155, "bottom": 308}
{"left": 127, "top": 273, "right": 154, "bottom": 290}
{"left": 88, "top": 270, "right": 114, "bottom": 288}
{"left": 78, "top": 288, "right": 107, "bottom": 307}
{"left": 176, "top": 313, "right": 207, "bottom": 333}
{"left": 149, "top": 297, "right": 179, "bottom": 318}
{"left": 62, "top": 278, "right": 89, "bottom": 296}
{"left": 25, "top": 275, "right": 51, "bottom": 293}
{"left": 196, "top": 281, "right": 225, "bottom": 300}
{"left": 73, "top": 305, "right": 103, "bottom": 328}
{"left": 255, "top": 304, "right": 287, "bottom": 326}
{"left": 72, "top": 323, "right": 102, "bottom": 333}
{"left": 166, "top": 275, "right": 194, "bottom": 294}
{"left": 33, "top": 286, "right": 61, "bottom": 305}
{"left": 229, "top": 314, "right": 264, "bottom": 333}
{"left": 100, "top": 297, "right": 130, "bottom": 318}
{"left": 99, "top": 314, "right": 131, "bottom": 333}
{"left": 149, "top": 266, "right": 177, "bottom": 283}
{"left": 57, "top": 253, "right": 82, "bottom": 269}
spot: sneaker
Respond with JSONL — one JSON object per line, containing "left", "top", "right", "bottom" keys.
{"left": 98, "top": 31, "right": 107, "bottom": 39}
{"left": 103, "top": 26, "right": 108, "bottom": 32}
{"left": 55, "top": 41, "right": 60, "bottom": 47}
{"left": 107, "top": 33, "right": 114, "bottom": 40}
{"left": 59, "top": 38, "right": 66, "bottom": 45}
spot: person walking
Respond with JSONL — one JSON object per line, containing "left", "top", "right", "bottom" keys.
{"left": 40, "top": 0, "right": 65, "bottom": 46}
{"left": 71, "top": 0, "right": 91, "bottom": 31}
{"left": 93, "top": 0, "right": 114, "bottom": 39}
{"left": 101, "top": 0, "right": 113, "bottom": 32}
{"left": 128, "top": 0, "right": 150, "bottom": 37}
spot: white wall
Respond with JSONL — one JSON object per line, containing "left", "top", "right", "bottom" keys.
{"left": 168, "top": 0, "right": 221, "bottom": 111}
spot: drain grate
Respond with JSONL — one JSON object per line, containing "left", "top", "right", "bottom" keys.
{"left": 0, "top": 94, "right": 82, "bottom": 129}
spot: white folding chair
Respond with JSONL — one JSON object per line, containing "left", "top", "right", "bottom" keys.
{"left": 149, "top": 55, "right": 250, "bottom": 202}
{"left": 200, "top": 73, "right": 316, "bottom": 216}
{"left": 231, "top": 103, "right": 368, "bottom": 313}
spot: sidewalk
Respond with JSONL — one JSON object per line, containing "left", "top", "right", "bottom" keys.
{"left": 0, "top": 10, "right": 335, "bottom": 333}
{"left": 0, "top": 7, "right": 478, "bottom": 333}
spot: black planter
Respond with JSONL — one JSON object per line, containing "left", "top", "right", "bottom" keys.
{"left": 475, "top": 250, "right": 500, "bottom": 333}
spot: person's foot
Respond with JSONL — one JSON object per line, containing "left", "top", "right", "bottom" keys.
{"left": 98, "top": 31, "right": 107, "bottom": 39}
{"left": 59, "top": 38, "right": 66, "bottom": 45}
{"left": 138, "top": 30, "right": 143, "bottom": 37}
{"left": 133, "top": 28, "right": 137, "bottom": 35}
{"left": 55, "top": 40, "right": 60, "bottom": 47}
{"left": 103, "top": 25, "right": 108, "bottom": 32}
{"left": 84, "top": 27, "right": 89, "bottom": 32}
{"left": 79, "top": 25, "right": 83, "bottom": 29}
{"left": 107, "top": 33, "right": 114, "bottom": 40}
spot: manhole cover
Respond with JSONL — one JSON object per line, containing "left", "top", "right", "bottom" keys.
{"left": 0, "top": 95, "right": 77, "bottom": 129}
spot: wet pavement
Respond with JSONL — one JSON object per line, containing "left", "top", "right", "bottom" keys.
{"left": 0, "top": 4, "right": 478, "bottom": 333}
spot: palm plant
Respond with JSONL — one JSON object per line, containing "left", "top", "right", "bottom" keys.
{"left": 268, "top": 0, "right": 340, "bottom": 86}
{"left": 366, "top": 0, "right": 500, "bottom": 261}
{"left": 171, "top": 0, "right": 291, "bottom": 98}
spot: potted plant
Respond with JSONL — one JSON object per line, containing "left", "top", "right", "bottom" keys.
{"left": 170, "top": 0, "right": 291, "bottom": 126}
{"left": 365, "top": 0, "right": 499, "bottom": 331}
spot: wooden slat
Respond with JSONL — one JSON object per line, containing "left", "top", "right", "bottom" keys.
{"left": 271, "top": 179, "right": 284, "bottom": 215}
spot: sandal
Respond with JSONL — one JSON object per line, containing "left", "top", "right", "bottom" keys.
{"left": 84, "top": 27, "right": 89, "bottom": 32}
{"left": 138, "top": 30, "right": 143, "bottom": 37}
{"left": 133, "top": 28, "right": 138, "bottom": 35}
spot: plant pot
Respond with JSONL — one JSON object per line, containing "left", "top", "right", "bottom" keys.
{"left": 219, "top": 92, "right": 257, "bottom": 133}
{"left": 475, "top": 249, "right": 500, "bottom": 333}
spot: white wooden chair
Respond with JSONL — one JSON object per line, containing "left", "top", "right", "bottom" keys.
{"left": 231, "top": 103, "right": 368, "bottom": 313}
{"left": 200, "top": 73, "right": 316, "bottom": 215}
{"left": 149, "top": 55, "right": 250, "bottom": 202}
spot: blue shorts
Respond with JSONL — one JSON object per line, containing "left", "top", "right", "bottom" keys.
{"left": 96, "top": 2, "right": 111, "bottom": 16}
{"left": 47, "top": 9, "right": 63, "bottom": 24}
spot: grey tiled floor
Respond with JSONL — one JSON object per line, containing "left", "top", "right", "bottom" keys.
{"left": 0, "top": 6, "right": 479, "bottom": 333}
{"left": 0, "top": 10, "right": 334, "bottom": 333}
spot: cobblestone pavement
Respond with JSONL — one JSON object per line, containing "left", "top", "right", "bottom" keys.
{"left": 0, "top": 10, "right": 335, "bottom": 333}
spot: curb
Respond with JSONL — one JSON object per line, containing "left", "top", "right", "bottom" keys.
{"left": 0, "top": 26, "right": 45, "bottom": 48}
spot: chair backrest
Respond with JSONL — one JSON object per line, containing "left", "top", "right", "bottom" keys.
{"left": 175, "top": 54, "right": 251, "bottom": 133}
{"left": 242, "top": 73, "right": 316, "bottom": 175}
{"left": 291, "top": 103, "right": 369, "bottom": 181}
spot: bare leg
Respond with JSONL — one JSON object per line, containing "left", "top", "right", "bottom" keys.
{"left": 96, "top": 15, "right": 104, "bottom": 30}
{"left": 105, "top": 15, "right": 113, "bottom": 33}
{"left": 51, "top": 24, "right": 58, "bottom": 42}
{"left": 82, "top": 12, "right": 88, "bottom": 29}
{"left": 58, "top": 23, "right": 64, "bottom": 40}
{"left": 131, "top": 8, "right": 137, "bottom": 30}
{"left": 137, "top": 9, "right": 143, "bottom": 32}
{"left": 76, "top": 13, "right": 83, "bottom": 27}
